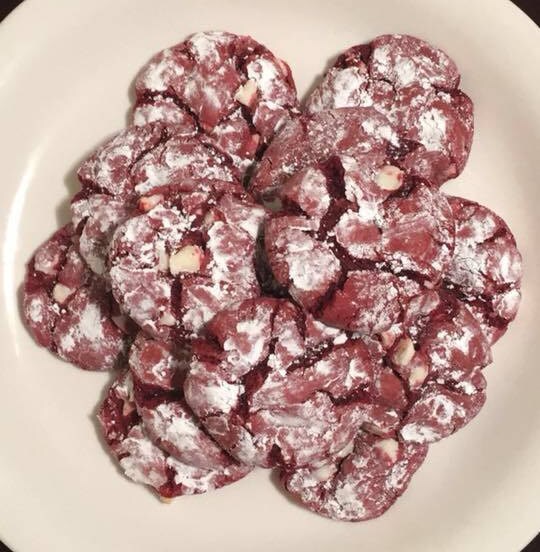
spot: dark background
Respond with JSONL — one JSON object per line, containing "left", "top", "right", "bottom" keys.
{"left": 0, "top": 0, "right": 538, "bottom": 551}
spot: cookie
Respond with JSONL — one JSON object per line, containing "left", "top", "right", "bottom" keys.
{"left": 97, "top": 370, "right": 250, "bottom": 499}
{"left": 23, "top": 224, "right": 129, "bottom": 370}
{"left": 306, "top": 34, "right": 474, "bottom": 186}
{"left": 264, "top": 155, "right": 454, "bottom": 332}
{"left": 133, "top": 31, "right": 299, "bottom": 172}
{"left": 385, "top": 291, "right": 492, "bottom": 444}
{"left": 444, "top": 196, "right": 522, "bottom": 344}
{"left": 129, "top": 332, "right": 242, "bottom": 471}
{"left": 250, "top": 107, "right": 397, "bottom": 204}
{"left": 73, "top": 124, "right": 240, "bottom": 274}
{"left": 108, "top": 183, "right": 266, "bottom": 340}
{"left": 184, "top": 297, "right": 407, "bottom": 469}
{"left": 281, "top": 431, "right": 427, "bottom": 521}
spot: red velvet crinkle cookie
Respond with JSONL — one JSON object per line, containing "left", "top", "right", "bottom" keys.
{"left": 444, "top": 196, "right": 522, "bottom": 344}
{"left": 133, "top": 31, "right": 299, "bottom": 172}
{"left": 306, "top": 34, "right": 474, "bottom": 186}
{"left": 250, "top": 107, "right": 398, "bottom": 204}
{"left": 281, "top": 431, "right": 427, "bottom": 521}
{"left": 184, "top": 297, "right": 408, "bottom": 469}
{"left": 108, "top": 182, "right": 266, "bottom": 340}
{"left": 22, "top": 225, "right": 130, "bottom": 371}
{"left": 264, "top": 155, "right": 455, "bottom": 333}
{"left": 97, "top": 370, "right": 250, "bottom": 499}
{"left": 73, "top": 123, "right": 240, "bottom": 274}
{"left": 129, "top": 332, "right": 245, "bottom": 471}
{"left": 384, "top": 291, "right": 492, "bottom": 444}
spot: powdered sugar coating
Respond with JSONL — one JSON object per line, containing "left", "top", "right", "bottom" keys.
{"left": 74, "top": 126, "right": 241, "bottom": 274}
{"left": 386, "top": 291, "right": 492, "bottom": 444}
{"left": 71, "top": 194, "right": 133, "bottom": 275}
{"left": 264, "top": 155, "right": 455, "bottom": 332}
{"left": 250, "top": 107, "right": 398, "bottom": 203}
{"left": 23, "top": 225, "right": 129, "bottom": 371}
{"left": 306, "top": 34, "right": 473, "bottom": 187}
{"left": 400, "top": 368, "right": 486, "bottom": 444}
{"left": 108, "top": 185, "right": 265, "bottom": 340}
{"left": 281, "top": 431, "right": 427, "bottom": 521}
{"left": 127, "top": 333, "right": 244, "bottom": 471}
{"left": 97, "top": 370, "right": 250, "bottom": 498}
{"left": 133, "top": 31, "right": 299, "bottom": 173}
{"left": 444, "top": 196, "right": 522, "bottom": 343}
{"left": 184, "top": 298, "right": 407, "bottom": 469}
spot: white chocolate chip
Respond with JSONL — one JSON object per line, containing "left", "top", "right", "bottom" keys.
{"left": 309, "top": 463, "right": 337, "bottom": 483}
{"left": 392, "top": 336, "right": 415, "bottom": 366}
{"left": 156, "top": 244, "right": 169, "bottom": 272}
{"left": 409, "top": 362, "right": 428, "bottom": 388}
{"left": 138, "top": 194, "right": 164, "bottom": 212}
{"left": 159, "top": 312, "right": 176, "bottom": 327}
{"left": 169, "top": 245, "right": 203, "bottom": 275}
{"left": 202, "top": 211, "right": 216, "bottom": 229}
{"left": 234, "top": 79, "right": 258, "bottom": 106}
{"left": 52, "top": 283, "right": 74, "bottom": 304}
{"left": 376, "top": 165, "right": 404, "bottom": 191}
{"left": 374, "top": 438, "right": 399, "bottom": 463}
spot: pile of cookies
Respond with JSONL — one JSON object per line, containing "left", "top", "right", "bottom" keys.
{"left": 22, "top": 31, "right": 522, "bottom": 521}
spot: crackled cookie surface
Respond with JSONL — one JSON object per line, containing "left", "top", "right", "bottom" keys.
{"left": 98, "top": 370, "right": 250, "bottom": 498}
{"left": 23, "top": 224, "right": 129, "bottom": 371}
{"left": 281, "top": 431, "right": 427, "bottom": 521}
{"left": 73, "top": 124, "right": 240, "bottom": 274}
{"left": 108, "top": 183, "right": 265, "bottom": 340}
{"left": 383, "top": 291, "right": 492, "bottom": 444}
{"left": 307, "top": 34, "right": 474, "bottom": 186}
{"left": 444, "top": 196, "right": 522, "bottom": 344}
{"left": 133, "top": 31, "right": 299, "bottom": 172}
{"left": 264, "top": 155, "right": 455, "bottom": 332}
{"left": 250, "top": 107, "right": 400, "bottom": 203}
{"left": 129, "top": 332, "right": 243, "bottom": 471}
{"left": 184, "top": 297, "right": 407, "bottom": 469}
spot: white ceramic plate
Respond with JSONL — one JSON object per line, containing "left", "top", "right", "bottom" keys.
{"left": 1, "top": 1, "right": 539, "bottom": 551}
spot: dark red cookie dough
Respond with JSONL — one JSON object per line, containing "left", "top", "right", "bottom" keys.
{"left": 264, "top": 155, "right": 454, "bottom": 332}
{"left": 22, "top": 224, "right": 129, "bottom": 371}
{"left": 108, "top": 182, "right": 266, "bottom": 340}
{"left": 444, "top": 196, "right": 522, "bottom": 344}
{"left": 281, "top": 431, "right": 427, "bottom": 521}
{"left": 384, "top": 291, "right": 492, "bottom": 444}
{"left": 97, "top": 369, "right": 250, "bottom": 499}
{"left": 129, "top": 332, "right": 243, "bottom": 471}
{"left": 133, "top": 31, "right": 299, "bottom": 173}
{"left": 184, "top": 297, "right": 407, "bottom": 469}
{"left": 73, "top": 123, "right": 240, "bottom": 274}
{"left": 306, "top": 34, "right": 474, "bottom": 186}
{"left": 250, "top": 107, "right": 397, "bottom": 204}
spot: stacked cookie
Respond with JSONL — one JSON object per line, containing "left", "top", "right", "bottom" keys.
{"left": 22, "top": 31, "right": 522, "bottom": 521}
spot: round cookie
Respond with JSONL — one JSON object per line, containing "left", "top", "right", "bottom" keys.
{"left": 184, "top": 297, "right": 407, "bottom": 469}
{"left": 73, "top": 123, "right": 240, "bottom": 275}
{"left": 249, "top": 107, "right": 398, "bottom": 204}
{"left": 22, "top": 224, "right": 130, "bottom": 371}
{"left": 108, "top": 183, "right": 266, "bottom": 340}
{"left": 97, "top": 370, "right": 250, "bottom": 499}
{"left": 129, "top": 332, "right": 240, "bottom": 471}
{"left": 264, "top": 155, "right": 455, "bottom": 333}
{"left": 281, "top": 431, "right": 427, "bottom": 521}
{"left": 444, "top": 196, "right": 522, "bottom": 344}
{"left": 306, "top": 34, "right": 474, "bottom": 186}
{"left": 133, "top": 31, "right": 299, "bottom": 172}
{"left": 385, "top": 291, "right": 492, "bottom": 444}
